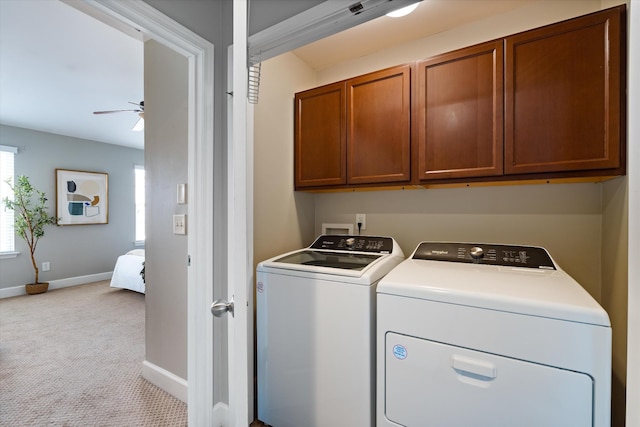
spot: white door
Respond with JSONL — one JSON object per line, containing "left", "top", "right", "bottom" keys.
{"left": 223, "top": 1, "right": 252, "bottom": 425}
{"left": 209, "top": 1, "right": 252, "bottom": 425}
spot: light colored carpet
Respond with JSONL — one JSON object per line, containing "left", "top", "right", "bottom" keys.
{"left": 0, "top": 281, "right": 187, "bottom": 426}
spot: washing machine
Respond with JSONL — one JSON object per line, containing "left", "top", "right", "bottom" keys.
{"left": 256, "top": 234, "right": 404, "bottom": 427}
{"left": 377, "top": 242, "right": 611, "bottom": 427}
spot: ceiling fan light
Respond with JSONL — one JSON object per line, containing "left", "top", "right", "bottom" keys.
{"left": 386, "top": 2, "right": 419, "bottom": 18}
{"left": 132, "top": 116, "right": 144, "bottom": 132}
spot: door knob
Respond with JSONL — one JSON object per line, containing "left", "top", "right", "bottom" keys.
{"left": 211, "top": 298, "right": 234, "bottom": 317}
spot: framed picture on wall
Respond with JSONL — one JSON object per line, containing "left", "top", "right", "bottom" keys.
{"left": 56, "top": 169, "right": 108, "bottom": 225}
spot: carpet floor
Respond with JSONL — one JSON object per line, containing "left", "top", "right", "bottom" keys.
{"left": 0, "top": 281, "right": 187, "bottom": 426}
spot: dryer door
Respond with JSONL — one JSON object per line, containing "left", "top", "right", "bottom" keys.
{"left": 384, "top": 333, "right": 593, "bottom": 427}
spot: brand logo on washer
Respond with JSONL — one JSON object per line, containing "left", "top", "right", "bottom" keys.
{"left": 392, "top": 344, "right": 407, "bottom": 360}
{"left": 431, "top": 250, "right": 449, "bottom": 255}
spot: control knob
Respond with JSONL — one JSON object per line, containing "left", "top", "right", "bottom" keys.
{"left": 470, "top": 246, "right": 484, "bottom": 259}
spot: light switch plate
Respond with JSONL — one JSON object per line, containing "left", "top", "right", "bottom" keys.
{"left": 177, "top": 183, "right": 187, "bottom": 204}
{"left": 173, "top": 214, "right": 187, "bottom": 235}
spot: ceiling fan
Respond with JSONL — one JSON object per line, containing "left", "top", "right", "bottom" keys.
{"left": 93, "top": 101, "right": 144, "bottom": 131}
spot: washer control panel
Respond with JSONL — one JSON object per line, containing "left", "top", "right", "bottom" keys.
{"left": 412, "top": 242, "right": 556, "bottom": 269}
{"left": 310, "top": 235, "right": 393, "bottom": 253}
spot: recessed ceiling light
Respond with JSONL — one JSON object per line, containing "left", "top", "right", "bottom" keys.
{"left": 386, "top": 2, "right": 420, "bottom": 18}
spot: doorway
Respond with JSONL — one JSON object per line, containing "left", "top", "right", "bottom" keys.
{"left": 69, "top": 0, "right": 225, "bottom": 424}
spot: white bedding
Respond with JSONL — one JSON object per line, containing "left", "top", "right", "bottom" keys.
{"left": 110, "top": 249, "right": 145, "bottom": 293}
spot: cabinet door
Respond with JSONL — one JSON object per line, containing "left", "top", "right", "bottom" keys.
{"left": 504, "top": 7, "right": 624, "bottom": 175}
{"left": 417, "top": 41, "right": 504, "bottom": 180}
{"left": 294, "top": 82, "right": 346, "bottom": 188}
{"left": 347, "top": 65, "right": 411, "bottom": 185}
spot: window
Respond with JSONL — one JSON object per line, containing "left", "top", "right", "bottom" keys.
{"left": 0, "top": 145, "right": 18, "bottom": 253}
{"left": 134, "top": 165, "right": 145, "bottom": 243}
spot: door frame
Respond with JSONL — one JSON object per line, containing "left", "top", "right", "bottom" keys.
{"left": 72, "top": 0, "right": 219, "bottom": 424}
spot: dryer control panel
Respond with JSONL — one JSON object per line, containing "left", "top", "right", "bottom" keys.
{"left": 310, "top": 235, "right": 394, "bottom": 253}
{"left": 412, "top": 242, "right": 556, "bottom": 269}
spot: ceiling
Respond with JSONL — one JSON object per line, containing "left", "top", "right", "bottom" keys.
{"left": 292, "top": 0, "right": 534, "bottom": 70}
{"left": 0, "top": 0, "right": 535, "bottom": 151}
{"left": 0, "top": 0, "right": 144, "bottom": 149}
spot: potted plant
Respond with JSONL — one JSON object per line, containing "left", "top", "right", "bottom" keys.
{"left": 2, "top": 175, "right": 58, "bottom": 294}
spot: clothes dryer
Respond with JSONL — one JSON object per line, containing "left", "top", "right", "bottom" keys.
{"left": 257, "top": 235, "right": 404, "bottom": 427}
{"left": 377, "top": 242, "right": 611, "bottom": 427}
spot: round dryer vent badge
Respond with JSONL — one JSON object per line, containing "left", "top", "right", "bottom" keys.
{"left": 392, "top": 344, "right": 407, "bottom": 360}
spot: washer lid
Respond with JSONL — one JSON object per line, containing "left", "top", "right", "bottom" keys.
{"left": 271, "top": 249, "right": 382, "bottom": 271}
{"left": 257, "top": 235, "right": 405, "bottom": 281}
{"left": 378, "top": 246, "right": 610, "bottom": 326}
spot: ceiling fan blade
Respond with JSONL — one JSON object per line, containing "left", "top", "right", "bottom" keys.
{"left": 129, "top": 101, "right": 144, "bottom": 109}
{"left": 93, "top": 109, "right": 141, "bottom": 114}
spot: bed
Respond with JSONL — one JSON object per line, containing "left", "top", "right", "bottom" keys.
{"left": 110, "top": 249, "right": 145, "bottom": 293}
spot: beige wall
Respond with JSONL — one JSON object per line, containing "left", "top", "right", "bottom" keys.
{"left": 316, "top": 0, "right": 609, "bottom": 84}
{"left": 314, "top": 183, "right": 604, "bottom": 296}
{"left": 602, "top": 177, "right": 629, "bottom": 426}
{"left": 255, "top": 0, "right": 630, "bottom": 424}
{"left": 144, "top": 39, "right": 188, "bottom": 380}
{"left": 253, "top": 52, "right": 316, "bottom": 265}
{"left": 626, "top": 1, "right": 639, "bottom": 424}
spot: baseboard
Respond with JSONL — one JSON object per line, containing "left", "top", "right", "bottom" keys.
{"left": 142, "top": 360, "right": 188, "bottom": 403}
{"left": 0, "top": 272, "right": 113, "bottom": 299}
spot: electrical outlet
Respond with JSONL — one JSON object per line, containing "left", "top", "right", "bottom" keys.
{"left": 356, "top": 213, "right": 366, "bottom": 231}
{"left": 42, "top": 262, "right": 50, "bottom": 272}
{"left": 173, "top": 214, "right": 187, "bottom": 235}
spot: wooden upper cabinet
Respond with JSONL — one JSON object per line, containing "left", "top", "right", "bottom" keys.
{"left": 294, "top": 6, "right": 625, "bottom": 191}
{"left": 294, "top": 82, "right": 346, "bottom": 188}
{"left": 504, "top": 6, "right": 624, "bottom": 175}
{"left": 346, "top": 65, "right": 411, "bottom": 184}
{"left": 417, "top": 41, "right": 504, "bottom": 180}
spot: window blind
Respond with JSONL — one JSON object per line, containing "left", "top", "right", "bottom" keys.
{"left": 0, "top": 145, "right": 18, "bottom": 252}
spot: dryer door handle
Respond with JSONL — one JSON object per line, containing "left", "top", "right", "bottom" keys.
{"left": 451, "top": 354, "right": 497, "bottom": 380}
